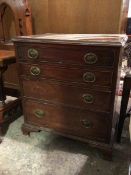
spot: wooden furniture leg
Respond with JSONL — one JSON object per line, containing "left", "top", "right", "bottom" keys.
{"left": 0, "top": 64, "right": 8, "bottom": 140}
{"left": 0, "top": 64, "right": 7, "bottom": 104}
{"left": 117, "top": 74, "right": 131, "bottom": 143}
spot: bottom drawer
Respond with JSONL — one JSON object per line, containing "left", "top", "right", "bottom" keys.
{"left": 23, "top": 98, "right": 111, "bottom": 143}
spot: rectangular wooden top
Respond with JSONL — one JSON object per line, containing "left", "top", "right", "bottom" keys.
{"left": 0, "top": 50, "right": 15, "bottom": 65}
{"left": 13, "top": 34, "right": 128, "bottom": 47}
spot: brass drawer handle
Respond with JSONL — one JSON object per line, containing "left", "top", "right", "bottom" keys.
{"left": 81, "top": 119, "right": 93, "bottom": 128}
{"left": 82, "top": 94, "right": 94, "bottom": 104}
{"left": 28, "top": 48, "right": 39, "bottom": 59}
{"left": 83, "top": 72, "right": 96, "bottom": 82}
{"left": 30, "top": 66, "right": 41, "bottom": 76}
{"left": 84, "top": 53, "right": 97, "bottom": 64}
{"left": 33, "top": 109, "right": 45, "bottom": 118}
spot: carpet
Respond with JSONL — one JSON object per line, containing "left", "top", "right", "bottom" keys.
{"left": 0, "top": 116, "right": 130, "bottom": 175}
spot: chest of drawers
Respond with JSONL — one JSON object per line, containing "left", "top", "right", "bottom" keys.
{"left": 13, "top": 34, "right": 127, "bottom": 159}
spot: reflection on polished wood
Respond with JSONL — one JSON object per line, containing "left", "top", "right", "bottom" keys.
{"left": 0, "top": 50, "right": 15, "bottom": 63}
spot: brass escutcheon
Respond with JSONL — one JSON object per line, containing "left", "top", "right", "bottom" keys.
{"left": 84, "top": 52, "right": 97, "bottom": 64}
{"left": 81, "top": 119, "right": 93, "bottom": 128}
{"left": 83, "top": 72, "right": 96, "bottom": 82}
{"left": 30, "top": 66, "right": 41, "bottom": 76}
{"left": 28, "top": 48, "right": 39, "bottom": 59}
{"left": 33, "top": 109, "right": 45, "bottom": 118}
{"left": 82, "top": 94, "right": 94, "bottom": 104}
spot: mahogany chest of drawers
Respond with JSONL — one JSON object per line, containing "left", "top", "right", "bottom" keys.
{"left": 13, "top": 34, "right": 127, "bottom": 159}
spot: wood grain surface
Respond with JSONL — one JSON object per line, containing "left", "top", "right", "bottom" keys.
{"left": 29, "top": 0, "right": 129, "bottom": 34}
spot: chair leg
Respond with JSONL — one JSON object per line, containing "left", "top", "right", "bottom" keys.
{"left": 0, "top": 65, "right": 7, "bottom": 104}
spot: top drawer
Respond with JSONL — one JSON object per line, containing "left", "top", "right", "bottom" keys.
{"left": 16, "top": 43, "right": 116, "bottom": 67}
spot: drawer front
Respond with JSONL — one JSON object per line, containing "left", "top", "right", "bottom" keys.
{"left": 23, "top": 99, "right": 111, "bottom": 143}
{"left": 17, "top": 44, "right": 115, "bottom": 67}
{"left": 21, "top": 78, "right": 112, "bottom": 112}
{"left": 19, "top": 63, "right": 113, "bottom": 88}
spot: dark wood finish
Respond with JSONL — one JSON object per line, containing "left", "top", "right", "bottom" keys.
{"left": 0, "top": 65, "right": 7, "bottom": 102}
{"left": 21, "top": 78, "right": 112, "bottom": 112}
{"left": 16, "top": 43, "right": 116, "bottom": 67}
{"left": 23, "top": 98, "right": 111, "bottom": 143}
{"left": 117, "top": 74, "right": 131, "bottom": 142}
{"left": 14, "top": 34, "right": 127, "bottom": 160}
{"left": 19, "top": 63, "right": 113, "bottom": 88}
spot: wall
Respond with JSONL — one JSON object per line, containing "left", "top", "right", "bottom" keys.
{"left": 29, "top": 0, "right": 129, "bottom": 34}
{"left": 1, "top": 0, "right": 129, "bottom": 37}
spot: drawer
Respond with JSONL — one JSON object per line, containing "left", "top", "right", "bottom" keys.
{"left": 23, "top": 99, "right": 111, "bottom": 143}
{"left": 17, "top": 44, "right": 115, "bottom": 67}
{"left": 19, "top": 63, "right": 113, "bottom": 88}
{"left": 21, "top": 78, "right": 112, "bottom": 112}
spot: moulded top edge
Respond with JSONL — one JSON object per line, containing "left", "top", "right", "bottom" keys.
{"left": 12, "top": 33, "right": 128, "bottom": 47}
